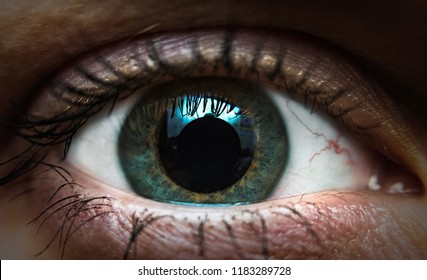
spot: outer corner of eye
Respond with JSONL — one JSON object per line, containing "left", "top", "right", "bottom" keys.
{"left": 66, "top": 75, "right": 384, "bottom": 207}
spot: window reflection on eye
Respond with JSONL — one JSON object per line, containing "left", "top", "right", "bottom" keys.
{"left": 0, "top": 21, "right": 427, "bottom": 259}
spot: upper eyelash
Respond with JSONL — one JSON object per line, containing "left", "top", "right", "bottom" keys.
{"left": 6, "top": 26, "right": 423, "bottom": 209}
{"left": 8, "top": 28, "right": 427, "bottom": 232}
{"left": 0, "top": 31, "right": 205, "bottom": 184}
{"left": 1, "top": 27, "right": 367, "bottom": 187}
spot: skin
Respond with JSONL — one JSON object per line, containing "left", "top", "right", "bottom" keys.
{"left": 0, "top": 0, "right": 426, "bottom": 259}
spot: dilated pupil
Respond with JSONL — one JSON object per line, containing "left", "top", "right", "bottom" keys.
{"left": 118, "top": 79, "right": 286, "bottom": 204}
{"left": 159, "top": 114, "right": 250, "bottom": 193}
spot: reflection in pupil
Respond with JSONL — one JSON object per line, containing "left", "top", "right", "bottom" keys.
{"left": 158, "top": 100, "right": 256, "bottom": 193}
{"left": 118, "top": 80, "right": 286, "bottom": 204}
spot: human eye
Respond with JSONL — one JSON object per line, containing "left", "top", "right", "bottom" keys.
{"left": 1, "top": 2, "right": 427, "bottom": 260}
{"left": 59, "top": 29, "right": 419, "bottom": 205}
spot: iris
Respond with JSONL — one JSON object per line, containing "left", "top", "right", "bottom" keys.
{"left": 118, "top": 78, "right": 288, "bottom": 205}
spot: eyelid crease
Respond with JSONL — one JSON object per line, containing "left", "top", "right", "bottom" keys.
{"left": 7, "top": 27, "right": 427, "bottom": 188}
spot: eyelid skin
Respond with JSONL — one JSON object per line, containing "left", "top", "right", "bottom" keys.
{"left": 1, "top": 27, "right": 427, "bottom": 259}
{"left": 28, "top": 27, "right": 427, "bottom": 184}
{"left": 4, "top": 161, "right": 426, "bottom": 259}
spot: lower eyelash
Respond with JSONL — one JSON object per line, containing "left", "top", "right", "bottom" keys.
{"left": 14, "top": 160, "right": 326, "bottom": 259}
{"left": 21, "top": 172, "right": 114, "bottom": 258}
{"left": 124, "top": 211, "right": 176, "bottom": 259}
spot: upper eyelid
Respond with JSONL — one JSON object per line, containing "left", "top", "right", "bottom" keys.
{"left": 4, "top": 27, "right": 427, "bottom": 187}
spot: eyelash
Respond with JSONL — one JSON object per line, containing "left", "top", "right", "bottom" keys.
{"left": 1, "top": 27, "right": 419, "bottom": 259}
{"left": 1, "top": 28, "right": 362, "bottom": 186}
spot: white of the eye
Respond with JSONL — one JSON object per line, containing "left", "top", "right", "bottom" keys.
{"left": 267, "top": 89, "right": 375, "bottom": 198}
{"left": 67, "top": 95, "right": 137, "bottom": 191}
{"left": 68, "top": 87, "right": 376, "bottom": 197}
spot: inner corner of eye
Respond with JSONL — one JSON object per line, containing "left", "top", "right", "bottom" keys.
{"left": 65, "top": 76, "right": 414, "bottom": 206}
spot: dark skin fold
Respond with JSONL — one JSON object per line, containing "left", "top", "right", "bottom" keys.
{"left": 0, "top": 0, "right": 426, "bottom": 259}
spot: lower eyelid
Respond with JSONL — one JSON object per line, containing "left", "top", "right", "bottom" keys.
{"left": 15, "top": 158, "right": 425, "bottom": 259}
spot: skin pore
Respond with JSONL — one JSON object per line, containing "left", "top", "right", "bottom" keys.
{"left": 0, "top": 0, "right": 426, "bottom": 259}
